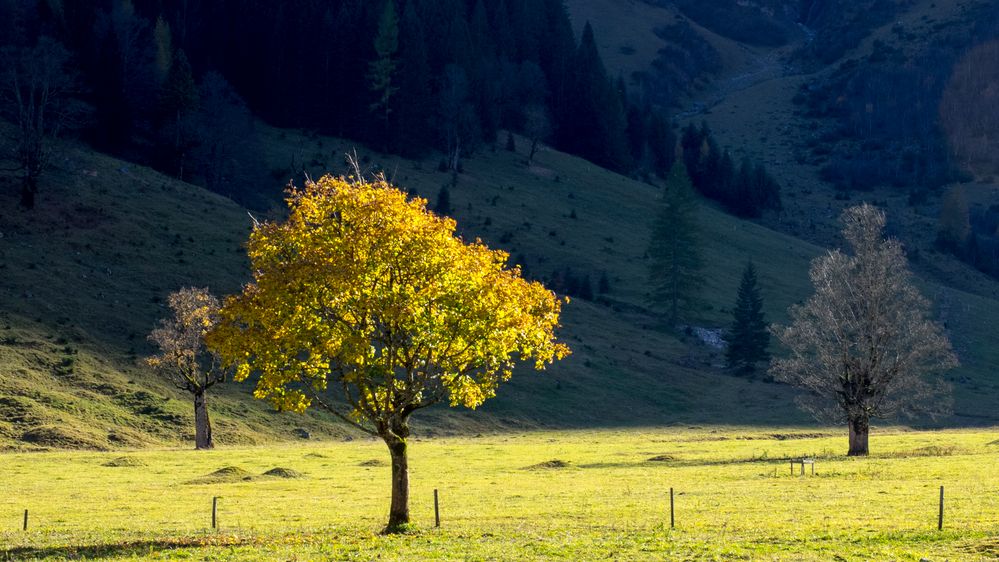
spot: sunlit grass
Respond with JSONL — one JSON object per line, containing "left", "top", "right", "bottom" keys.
{"left": 2, "top": 426, "right": 997, "bottom": 560}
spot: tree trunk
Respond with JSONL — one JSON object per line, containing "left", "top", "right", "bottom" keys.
{"left": 194, "top": 390, "right": 214, "bottom": 450}
{"left": 848, "top": 415, "right": 869, "bottom": 456}
{"left": 383, "top": 433, "right": 410, "bottom": 532}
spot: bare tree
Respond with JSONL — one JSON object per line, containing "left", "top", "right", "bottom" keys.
{"left": 523, "top": 103, "right": 550, "bottom": 163}
{"left": 0, "top": 37, "right": 85, "bottom": 209}
{"left": 147, "top": 288, "right": 226, "bottom": 450}
{"left": 770, "top": 204, "right": 958, "bottom": 456}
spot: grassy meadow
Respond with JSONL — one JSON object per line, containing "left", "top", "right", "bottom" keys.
{"left": 2, "top": 427, "right": 998, "bottom": 561}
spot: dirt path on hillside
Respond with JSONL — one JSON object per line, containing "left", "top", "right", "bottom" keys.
{"left": 675, "top": 39, "right": 809, "bottom": 121}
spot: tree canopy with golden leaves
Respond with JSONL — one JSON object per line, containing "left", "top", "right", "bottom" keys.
{"left": 207, "top": 175, "right": 568, "bottom": 530}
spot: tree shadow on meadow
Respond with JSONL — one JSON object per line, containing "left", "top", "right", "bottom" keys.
{"left": 1, "top": 535, "right": 255, "bottom": 561}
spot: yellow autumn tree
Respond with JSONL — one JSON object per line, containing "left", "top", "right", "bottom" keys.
{"left": 207, "top": 175, "right": 569, "bottom": 532}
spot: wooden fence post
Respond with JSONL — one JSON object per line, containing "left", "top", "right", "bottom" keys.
{"left": 938, "top": 486, "right": 944, "bottom": 531}
{"left": 670, "top": 487, "right": 675, "bottom": 529}
{"left": 22, "top": 509, "right": 27, "bottom": 531}
{"left": 434, "top": 489, "right": 440, "bottom": 528}
{"left": 212, "top": 496, "right": 219, "bottom": 530}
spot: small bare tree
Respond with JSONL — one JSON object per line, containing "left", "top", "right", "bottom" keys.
{"left": 147, "top": 288, "right": 226, "bottom": 449}
{"left": 770, "top": 204, "right": 958, "bottom": 456}
{"left": 523, "top": 103, "right": 550, "bottom": 163}
{"left": 0, "top": 37, "right": 85, "bottom": 209}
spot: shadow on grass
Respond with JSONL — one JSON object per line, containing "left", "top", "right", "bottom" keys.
{"left": 576, "top": 446, "right": 974, "bottom": 470}
{"left": 1, "top": 535, "right": 254, "bottom": 560}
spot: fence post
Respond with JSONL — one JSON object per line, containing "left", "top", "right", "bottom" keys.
{"left": 670, "top": 487, "right": 675, "bottom": 529}
{"left": 434, "top": 489, "right": 440, "bottom": 528}
{"left": 212, "top": 496, "right": 219, "bottom": 530}
{"left": 22, "top": 509, "right": 27, "bottom": 531}
{"left": 938, "top": 486, "right": 944, "bottom": 531}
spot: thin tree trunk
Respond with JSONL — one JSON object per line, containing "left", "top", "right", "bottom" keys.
{"left": 383, "top": 433, "right": 410, "bottom": 532}
{"left": 194, "top": 390, "right": 213, "bottom": 450}
{"left": 848, "top": 415, "right": 869, "bottom": 456}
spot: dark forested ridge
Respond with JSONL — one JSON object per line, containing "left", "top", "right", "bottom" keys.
{"left": 0, "top": 0, "right": 699, "bottom": 205}
{"left": 4, "top": 0, "right": 999, "bottom": 454}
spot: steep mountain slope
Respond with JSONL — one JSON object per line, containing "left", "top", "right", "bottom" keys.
{"left": 0, "top": 120, "right": 822, "bottom": 450}
{"left": 3, "top": 95, "right": 999, "bottom": 451}
{"left": 571, "top": 0, "right": 999, "bottom": 419}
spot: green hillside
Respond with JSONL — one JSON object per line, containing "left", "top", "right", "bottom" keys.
{"left": 579, "top": 0, "right": 999, "bottom": 406}
{"left": 2, "top": 106, "right": 998, "bottom": 451}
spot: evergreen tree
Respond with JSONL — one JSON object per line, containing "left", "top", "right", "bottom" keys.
{"left": 680, "top": 123, "right": 702, "bottom": 176}
{"left": 490, "top": 0, "right": 514, "bottom": 59}
{"left": 559, "top": 22, "right": 630, "bottom": 172}
{"left": 469, "top": 0, "right": 494, "bottom": 58}
{"left": 152, "top": 15, "right": 171, "bottom": 86}
{"left": 159, "top": 49, "right": 198, "bottom": 179}
{"left": 536, "top": 0, "right": 576, "bottom": 114}
{"left": 736, "top": 157, "right": 754, "bottom": 214}
{"left": 626, "top": 103, "right": 647, "bottom": 164}
{"left": 395, "top": 0, "right": 432, "bottom": 155}
{"left": 725, "top": 261, "right": 771, "bottom": 376}
{"left": 754, "top": 162, "right": 782, "bottom": 214}
{"left": 598, "top": 271, "right": 611, "bottom": 294}
{"left": 697, "top": 132, "right": 721, "bottom": 197}
{"left": 368, "top": 0, "right": 399, "bottom": 151}
{"left": 647, "top": 112, "right": 675, "bottom": 179}
{"left": 717, "top": 149, "right": 736, "bottom": 210}
{"left": 648, "top": 162, "right": 704, "bottom": 327}
{"left": 579, "top": 275, "right": 594, "bottom": 301}
{"left": 436, "top": 184, "right": 452, "bottom": 215}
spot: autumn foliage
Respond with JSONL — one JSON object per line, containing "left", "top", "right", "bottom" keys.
{"left": 208, "top": 175, "right": 568, "bottom": 530}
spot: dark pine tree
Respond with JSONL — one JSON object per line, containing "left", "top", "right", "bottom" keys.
{"left": 559, "top": 22, "right": 631, "bottom": 172}
{"left": 648, "top": 161, "right": 703, "bottom": 327}
{"left": 578, "top": 275, "right": 594, "bottom": 301}
{"left": 647, "top": 112, "right": 676, "bottom": 179}
{"left": 725, "top": 261, "right": 771, "bottom": 376}
{"left": 680, "top": 123, "right": 702, "bottom": 177}
{"left": 436, "top": 184, "right": 452, "bottom": 215}
{"left": 367, "top": 0, "right": 399, "bottom": 151}
{"left": 598, "top": 271, "right": 611, "bottom": 294}
{"left": 394, "top": 0, "right": 432, "bottom": 156}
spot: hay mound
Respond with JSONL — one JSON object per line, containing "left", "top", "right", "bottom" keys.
{"left": 187, "top": 466, "right": 254, "bottom": 484}
{"left": 262, "top": 467, "right": 303, "bottom": 479}
{"left": 102, "top": 456, "right": 146, "bottom": 467}
{"left": 525, "top": 459, "right": 571, "bottom": 470}
{"left": 304, "top": 452, "right": 327, "bottom": 459}
{"left": 359, "top": 459, "right": 388, "bottom": 467}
